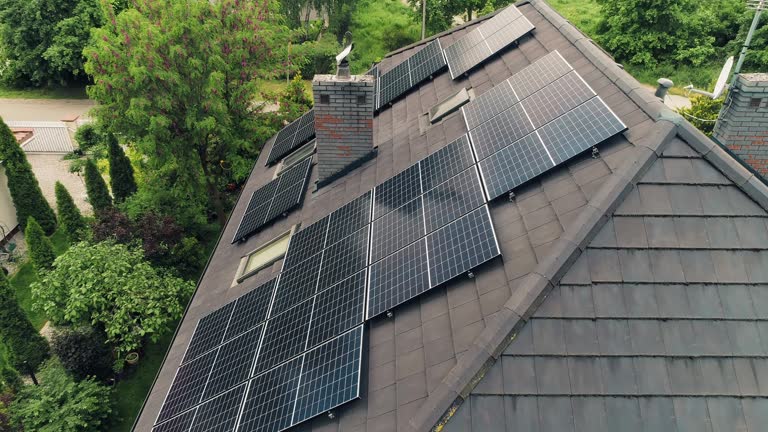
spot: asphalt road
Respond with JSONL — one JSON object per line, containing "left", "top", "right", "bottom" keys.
{"left": 0, "top": 98, "right": 95, "bottom": 122}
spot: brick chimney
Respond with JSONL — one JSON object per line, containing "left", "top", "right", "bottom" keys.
{"left": 714, "top": 73, "right": 768, "bottom": 175}
{"left": 312, "top": 50, "right": 375, "bottom": 187}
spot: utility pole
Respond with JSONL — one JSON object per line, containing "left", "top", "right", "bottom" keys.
{"left": 422, "top": 0, "right": 427, "bottom": 40}
{"left": 732, "top": 0, "right": 765, "bottom": 84}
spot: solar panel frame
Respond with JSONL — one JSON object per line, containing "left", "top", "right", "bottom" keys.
{"left": 420, "top": 135, "right": 477, "bottom": 191}
{"left": 318, "top": 225, "right": 370, "bottom": 290}
{"left": 237, "top": 356, "right": 303, "bottom": 432}
{"left": 508, "top": 50, "right": 573, "bottom": 100}
{"left": 520, "top": 70, "right": 596, "bottom": 129}
{"left": 367, "top": 238, "right": 431, "bottom": 318}
{"left": 275, "top": 157, "right": 312, "bottom": 195}
{"left": 326, "top": 191, "right": 372, "bottom": 246}
{"left": 373, "top": 164, "right": 422, "bottom": 219}
{"left": 191, "top": 384, "right": 247, "bottom": 432}
{"left": 183, "top": 303, "right": 235, "bottom": 364}
{"left": 479, "top": 4, "right": 523, "bottom": 34}
{"left": 305, "top": 270, "right": 366, "bottom": 348}
{"left": 423, "top": 166, "right": 486, "bottom": 233}
{"left": 265, "top": 180, "right": 307, "bottom": 222}
{"left": 223, "top": 278, "right": 277, "bottom": 342}
{"left": 477, "top": 133, "right": 554, "bottom": 200}
{"left": 202, "top": 326, "right": 262, "bottom": 400}
{"left": 232, "top": 203, "right": 271, "bottom": 244}
{"left": 370, "top": 196, "right": 426, "bottom": 263}
{"left": 484, "top": 15, "right": 535, "bottom": 54}
{"left": 469, "top": 102, "right": 535, "bottom": 159}
{"left": 152, "top": 408, "right": 196, "bottom": 432}
{"left": 282, "top": 216, "right": 329, "bottom": 270}
{"left": 157, "top": 349, "right": 218, "bottom": 423}
{"left": 271, "top": 256, "right": 322, "bottom": 317}
{"left": 266, "top": 110, "right": 316, "bottom": 165}
{"left": 243, "top": 180, "right": 280, "bottom": 215}
{"left": 254, "top": 298, "right": 313, "bottom": 376}
{"left": 461, "top": 81, "right": 519, "bottom": 130}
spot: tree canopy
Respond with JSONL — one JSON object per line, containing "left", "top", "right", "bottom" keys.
{"left": 0, "top": 270, "right": 49, "bottom": 371}
{"left": 25, "top": 217, "right": 56, "bottom": 272}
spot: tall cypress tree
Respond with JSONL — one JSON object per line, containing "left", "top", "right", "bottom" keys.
{"left": 0, "top": 269, "right": 49, "bottom": 371}
{"left": 84, "top": 159, "right": 112, "bottom": 214}
{"left": 106, "top": 134, "right": 137, "bottom": 203}
{"left": 0, "top": 118, "right": 57, "bottom": 235}
{"left": 55, "top": 182, "right": 86, "bottom": 242}
{"left": 25, "top": 217, "right": 56, "bottom": 272}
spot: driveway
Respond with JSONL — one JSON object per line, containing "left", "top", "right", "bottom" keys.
{"left": 0, "top": 98, "right": 95, "bottom": 122}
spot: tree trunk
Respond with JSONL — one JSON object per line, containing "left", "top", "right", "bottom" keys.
{"left": 467, "top": 8, "right": 472, "bottom": 22}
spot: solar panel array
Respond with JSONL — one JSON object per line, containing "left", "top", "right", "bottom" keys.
{"left": 462, "top": 50, "right": 627, "bottom": 200}
{"left": 232, "top": 157, "right": 313, "bottom": 243}
{"left": 376, "top": 39, "right": 447, "bottom": 110}
{"left": 265, "top": 110, "right": 316, "bottom": 166}
{"left": 444, "top": 5, "right": 535, "bottom": 79}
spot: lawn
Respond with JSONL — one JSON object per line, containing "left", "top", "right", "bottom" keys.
{"left": 547, "top": 0, "right": 601, "bottom": 35}
{"left": 0, "top": 85, "right": 88, "bottom": 99}
{"left": 257, "top": 79, "right": 313, "bottom": 99}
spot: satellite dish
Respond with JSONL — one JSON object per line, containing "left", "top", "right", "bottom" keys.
{"left": 712, "top": 56, "right": 734, "bottom": 99}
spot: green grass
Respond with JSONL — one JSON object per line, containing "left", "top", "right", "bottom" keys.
{"left": 0, "top": 85, "right": 88, "bottom": 99}
{"left": 109, "top": 330, "right": 175, "bottom": 432}
{"left": 547, "top": 0, "right": 601, "bottom": 35}
{"left": 257, "top": 79, "right": 313, "bottom": 99}
{"left": 349, "top": 0, "right": 421, "bottom": 73}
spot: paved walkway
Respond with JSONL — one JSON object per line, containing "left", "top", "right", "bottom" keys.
{"left": 0, "top": 98, "right": 94, "bottom": 122}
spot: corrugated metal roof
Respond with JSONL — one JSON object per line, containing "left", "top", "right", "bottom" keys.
{"left": 6, "top": 120, "right": 75, "bottom": 153}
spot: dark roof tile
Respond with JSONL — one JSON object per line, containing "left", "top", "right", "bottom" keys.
{"left": 617, "top": 249, "right": 653, "bottom": 283}
{"left": 572, "top": 397, "right": 608, "bottom": 432}
{"left": 628, "top": 320, "right": 665, "bottom": 355}
{"left": 503, "top": 396, "right": 540, "bottom": 430}
{"left": 711, "top": 251, "right": 750, "bottom": 283}
{"left": 667, "top": 358, "right": 703, "bottom": 394}
{"left": 469, "top": 396, "right": 505, "bottom": 432}
{"left": 424, "top": 337, "right": 455, "bottom": 368}
{"left": 623, "top": 284, "right": 660, "bottom": 317}
{"left": 538, "top": 396, "right": 575, "bottom": 432}
{"left": 706, "top": 218, "right": 742, "bottom": 249}
{"left": 593, "top": 284, "right": 627, "bottom": 317}
{"left": 655, "top": 284, "right": 691, "bottom": 318}
{"left": 734, "top": 218, "right": 768, "bottom": 249}
{"left": 661, "top": 320, "right": 696, "bottom": 356}
{"left": 605, "top": 397, "right": 643, "bottom": 432}
{"left": 367, "top": 385, "right": 397, "bottom": 418}
{"left": 639, "top": 397, "right": 679, "bottom": 432}
{"left": 668, "top": 185, "right": 705, "bottom": 215}
{"left": 633, "top": 358, "right": 671, "bottom": 395}
{"left": 686, "top": 285, "right": 724, "bottom": 318}
{"left": 503, "top": 321, "right": 534, "bottom": 355}
{"left": 369, "top": 361, "right": 396, "bottom": 392}
{"left": 396, "top": 372, "right": 427, "bottom": 406}
{"left": 725, "top": 322, "right": 765, "bottom": 356}
{"left": 426, "top": 358, "right": 455, "bottom": 393}
{"left": 649, "top": 250, "right": 686, "bottom": 283}
{"left": 561, "top": 285, "right": 595, "bottom": 317}
{"left": 395, "top": 347, "right": 425, "bottom": 380}
{"left": 588, "top": 249, "right": 623, "bottom": 282}
{"left": 674, "top": 217, "right": 710, "bottom": 248}
{"left": 597, "top": 320, "right": 632, "bottom": 355}
{"left": 614, "top": 217, "right": 648, "bottom": 248}
{"left": 692, "top": 320, "right": 732, "bottom": 356}
{"left": 600, "top": 357, "right": 638, "bottom": 395}
{"left": 501, "top": 356, "right": 537, "bottom": 394}
{"left": 644, "top": 217, "right": 679, "bottom": 248}
{"left": 536, "top": 357, "right": 572, "bottom": 394}
{"left": 698, "top": 358, "right": 740, "bottom": 395}
{"left": 680, "top": 251, "right": 718, "bottom": 283}
{"left": 532, "top": 319, "right": 566, "bottom": 355}
{"left": 733, "top": 358, "right": 762, "bottom": 395}
{"left": 395, "top": 326, "right": 423, "bottom": 356}
{"left": 569, "top": 357, "right": 604, "bottom": 394}
{"left": 673, "top": 397, "right": 714, "bottom": 432}
{"left": 741, "top": 395, "right": 768, "bottom": 431}
{"left": 422, "top": 313, "right": 452, "bottom": 344}
{"left": 564, "top": 319, "right": 600, "bottom": 354}
{"left": 707, "top": 398, "right": 748, "bottom": 432}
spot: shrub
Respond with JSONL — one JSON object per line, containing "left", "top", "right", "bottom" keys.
{"left": 83, "top": 159, "right": 112, "bottom": 214}
{"left": 0, "top": 338, "right": 21, "bottom": 392}
{"left": 0, "top": 270, "right": 49, "bottom": 371}
{"left": 55, "top": 182, "right": 87, "bottom": 242}
{"left": 10, "top": 360, "right": 111, "bottom": 432}
{"left": 24, "top": 217, "right": 56, "bottom": 272}
{"left": 51, "top": 326, "right": 112, "bottom": 381}
{"left": 0, "top": 118, "right": 57, "bottom": 235}
{"left": 677, "top": 95, "right": 723, "bottom": 137}
{"left": 106, "top": 134, "right": 137, "bottom": 203}
{"left": 73, "top": 124, "right": 101, "bottom": 152}
{"left": 0, "top": 391, "right": 13, "bottom": 432}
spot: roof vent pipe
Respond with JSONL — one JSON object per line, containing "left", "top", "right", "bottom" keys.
{"left": 336, "top": 32, "right": 353, "bottom": 79}
{"left": 655, "top": 78, "right": 674, "bottom": 100}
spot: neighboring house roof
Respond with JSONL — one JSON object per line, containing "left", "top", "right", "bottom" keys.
{"left": 135, "top": 0, "right": 768, "bottom": 431}
{"left": 6, "top": 120, "right": 75, "bottom": 153}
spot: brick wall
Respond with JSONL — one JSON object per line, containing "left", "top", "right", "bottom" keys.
{"left": 714, "top": 74, "right": 768, "bottom": 176}
{"left": 312, "top": 74, "right": 375, "bottom": 185}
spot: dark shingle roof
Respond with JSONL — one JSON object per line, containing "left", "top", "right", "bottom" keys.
{"left": 134, "top": 0, "right": 768, "bottom": 431}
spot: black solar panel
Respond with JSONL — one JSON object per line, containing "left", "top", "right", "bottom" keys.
{"left": 152, "top": 408, "right": 195, "bottom": 432}
{"left": 271, "top": 257, "right": 321, "bottom": 316}
{"left": 377, "top": 60, "right": 412, "bottom": 108}
{"left": 282, "top": 216, "right": 329, "bottom": 270}
{"left": 480, "top": 4, "right": 523, "bottom": 34}
{"left": 445, "top": 43, "right": 492, "bottom": 79}
{"left": 306, "top": 270, "right": 366, "bottom": 348}
{"left": 461, "top": 81, "right": 519, "bottom": 130}
{"left": 409, "top": 40, "right": 447, "bottom": 85}
{"left": 158, "top": 350, "right": 217, "bottom": 423}
{"left": 223, "top": 278, "right": 276, "bottom": 341}
{"left": 266, "top": 109, "right": 316, "bottom": 165}
{"left": 420, "top": 135, "right": 476, "bottom": 191}
{"left": 265, "top": 180, "right": 307, "bottom": 222}
{"left": 539, "top": 97, "right": 627, "bottom": 165}
{"left": 478, "top": 133, "right": 554, "bottom": 200}
{"left": 293, "top": 326, "right": 364, "bottom": 425}
{"left": 509, "top": 50, "right": 573, "bottom": 100}
{"left": 521, "top": 71, "right": 595, "bottom": 128}
{"left": 326, "top": 191, "right": 372, "bottom": 246}
{"left": 370, "top": 196, "right": 425, "bottom": 262}
{"left": 275, "top": 157, "right": 312, "bottom": 195}
{"left": 427, "top": 205, "right": 500, "bottom": 287}
{"left": 232, "top": 203, "right": 271, "bottom": 244}
{"left": 244, "top": 180, "right": 279, "bottom": 215}
{"left": 318, "top": 226, "right": 369, "bottom": 290}
{"left": 202, "top": 326, "right": 262, "bottom": 400}
{"left": 254, "top": 298, "right": 313, "bottom": 376}
{"left": 238, "top": 356, "right": 302, "bottom": 432}
{"left": 183, "top": 303, "right": 234, "bottom": 364}
{"left": 374, "top": 164, "right": 422, "bottom": 219}
{"left": 484, "top": 13, "right": 535, "bottom": 53}
{"left": 423, "top": 167, "right": 486, "bottom": 233}
{"left": 469, "top": 103, "right": 535, "bottom": 159}
{"left": 367, "top": 239, "right": 430, "bottom": 318}
{"left": 192, "top": 384, "right": 246, "bottom": 432}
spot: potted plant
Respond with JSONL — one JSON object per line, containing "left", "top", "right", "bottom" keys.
{"left": 125, "top": 352, "right": 139, "bottom": 366}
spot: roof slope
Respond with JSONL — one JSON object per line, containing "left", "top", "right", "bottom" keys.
{"left": 5, "top": 120, "right": 75, "bottom": 153}
{"left": 134, "top": 0, "right": 768, "bottom": 431}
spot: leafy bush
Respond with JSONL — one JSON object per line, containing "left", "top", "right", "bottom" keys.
{"left": 293, "top": 35, "right": 340, "bottom": 78}
{"left": 349, "top": 0, "right": 420, "bottom": 72}
{"left": 0, "top": 119, "right": 57, "bottom": 235}
{"left": 83, "top": 159, "right": 112, "bottom": 214}
{"left": 0, "top": 390, "right": 13, "bottom": 432}
{"left": 106, "top": 134, "right": 137, "bottom": 203}
{"left": 10, "top": 360, "right": 111, "bottom": 432}
{"left": 55, "top": 182, "right": 87, "bottom": 242}
{"left": 51, "top": 326, "right": 112, "bottom": 381}
{"left": 74, "top": 124, "right": 102, "bottom": 153}
{"left": 677, "top": 95, "right": 723, "bottom": 137}
{"left": 25, "top": 217, "right": 56, "bottom": 272}
{"left": 32, "top": 241, "right": 194, "bottom": 356}
{"left": 0, "top": 338, "right": 21, "bottom": 392}
{"left": 0, "top": 270, "right": 49, "bottom": 371}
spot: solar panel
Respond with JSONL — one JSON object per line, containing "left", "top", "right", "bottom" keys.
{"left": 377, "top": 60, "right": 412, "bottom": 108}
{"left": 282, "top": 216, "right": 329, "bottom": 270}
{"left": 445, "top": 43, "right": 492, "bottom": 80}
{"left": 480, "top": 4, "right": 523, "bottom": 34}
{"left": 367, "top": 239, "right": 430, "bottom": 318}
{"left": 326, "top": 191, "right": 372, "bottom": 246}
{"left": 254, "top": 298, "right": 313, "bottom": 376}
{"left": 469, "top": 102, "right": 535, "bottom": 159}
{"left": 275, "top": 157, "right": 312, "bottom": 195}
{"left": 318, "top": 225, "right": 369, "bottom": 289}
{"left": 306, "top": 270, "right": 366, "bottom": 348}
{"left": 420, "top": 135, "right": 476, "bottom": 191}
{"left": 409, "top": 40, "right": 447, "bottom": 85}
{"left": 238, "top": 356, "right": 302, "bottom": 432}
{"left": 266, "top": 110, "right": 316, "bottom": 165}
{"left": 373, "top": 164, "right": 422, "bottom": 219}
{"left": 538, "top": 97, "right": 627, "bottom": 165}
{"left": 152, "top": 408, "right": 195, "bottom": 432}
{"left": 478, "top": 133, "right": 554, "bottom": 200}
{"left": 232, "top": 204, "right": 271, "bottom": 244}
{"left": 244, "top": 180, "right": 279, "bottom": 215}
{"left": 423, "top": 167, "right": 486, "bottom": 233}
{"left": 509, "top": 50, "right": 573, "bottom": 100}
{"left": 192, "top": 384, "right": 247, "bottom": 432}
{"left": 293, "top": 326, "right": 364, "bottom": 425}
{"left": 427, "top": 205, "right": 500, "bottom": 287}
{"left": 461, "top": 81, "right": 519, "bottom": 130}
{"left": 183, "top": 303, "right": 234, "bottom": 364}
{"left": 158, "top": 350, "right": 217, "bottom": 423}
{"left": 223, "top": 279, "right": 277, "bottom": 341}
{"left": 484, "top": 14, "right": 535, "bottom": 53}
{"left": 271, "top": 257, "right": 321, "bottom": 316}
{"left": 370, "top": 196, "right": 425, "bottom": 262}
{"left": 521, "top": 71, "right": 595, "bottom": 128}
{"left": 202, "top": 326, "right": 262, "bottom": 400}
{"left": 265, "top": 180, "right": 307, "bottom": 222}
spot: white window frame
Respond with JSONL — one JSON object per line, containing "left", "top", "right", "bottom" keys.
{"left": 275, "top": 140, "right": 316, "bottom": 177}
{"left": 234, "top": 226, "right": 297, "bottom": 284}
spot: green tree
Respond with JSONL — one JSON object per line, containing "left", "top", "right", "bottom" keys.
{"left": 55, "top": 182, "right": 87, "bottom": 242}
{"left": 50, "top": 326, "right": 112, "bottom": 381}
{"left": 0, "top": 119, "right": 57, "bottom": 235}
{"left": 0, "top": 338, "right": 21, "bottom": 392}
{"left": 106, "top": 134, "right": 136, "bottom": 203}
{"left": 10, "top": 360, "right": 111, "bottom": 432}
{"left": 85, "top": 0, "right": 290, "bottom": 226}
{"left": 25, "top": 217, "right": 56, "bottom": 272}
{"left": 0, "top": 270, "right": 49, "bottom": 371}
{"left": 677, "top": 95, "right": 723, "bottom": 137}
{"left": 32, "top": 241, "right": 194, "bottom": 356}
{"left": 83, "top": 159, "right": 112, "bottom": 213}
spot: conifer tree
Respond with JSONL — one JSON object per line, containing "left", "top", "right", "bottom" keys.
{"left": 55, "top": 182, "right": 86, "bottom": 241}
{"left": 0, "top": 269, "right": 49, "bottom": 371}
{"left": 83, "top": 159, "right": 112, "bottom": 213}
{"left": 0, "top": 118, "right": 57, "bottom": 234}
{"left": 25, "top": 217, "right": 56, "bottom": 272}
{"left": 106, "top": 133, "right": 137, "bottom": 203}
